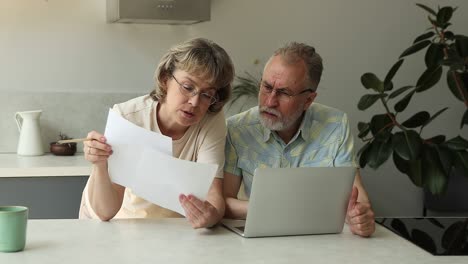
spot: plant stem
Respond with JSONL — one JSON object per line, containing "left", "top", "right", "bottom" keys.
{"left": 380, "top": 97, "right": 404, "bottom": 130}
{"left": 432, "top": 23, "right": 468, "bottom": 108}
{"left": 362, "top": 98, "right": 405, "bottom": 143}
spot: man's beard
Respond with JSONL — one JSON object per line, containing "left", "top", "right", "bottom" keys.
{"left": 259, "top": 105, "right": 304, "bottom": 131}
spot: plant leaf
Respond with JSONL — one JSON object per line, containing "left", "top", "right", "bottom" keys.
{"left": 416, "top": 3, "right": 437, "bottom": 16}
{"left": 370, "top": 114, "right": 394, "bottom": 136}
{"left": 444, "top": 31, "right": 455, "bottom": 40}
{"left": 441, "top": 22, "right": 452, "bottom": 30}
{"left": 443, "top": 47, "right": 465, "bottom": 71}
{"left": 367, "top": 134, "right": 393, "bottom": 169}
{"left": 437, "top": 7, "right": 453, "bottom": 25}
{"left": 425, "top": 43, "right": 445, "bottom": 68}
{"left": 393, "top": 151, "right": 409, "bottom": 174}
{"left": 455, "top": 35, "right": 468, "bottom": 57}
{"left": 384, "top": 59, "right": 404, "bottom": 87}
{"left": 392, "top": 130, "right": 422, "bottom": 160}
{"left": 361, "top": 73, "right": 384, "bottom": 92}
{"left": 411, "top": 229, "right": 437, "bottom": 253}
{"left": 389, "top": 86, "right": 413, "bottom": 99}
{"left": 357, "top": 122, "right": 367, "bottom": 132}
{"left": 358, "top": 142, "right": 371, "bottom": 168}
{"left": 441, "top": 221, "right": 467, "bottom": 254}
{"left": 422, "top": 145, "right": 448, "bottom": 195}
{"left": 357, "top": 122, "right": 370, "bottom": 138}
{"left": 394, "top": 90, "right": 415, "bottom": 112}
{"left": 402, "top": 111, "right": 430, "bottom": 128}
{"left": 423, "top": 107, "right": 449, "bottom": 127}
{"left": 229, "top": 74, "right": 260, "bottom": 107}
{"left": 358, "top": 94, "right": 387, "bottom": 110}
{"left": 384, "top": 81, "right": 394, "bottom": 91}
{"left": 444, "top": 136, "right": 468, "bottom": 151}
{"left": 426, "top": 135, "right": 446, "bottom": 144}
{"left": 357, "top": 142, "right": 368, "bottom": 158}
{"left": 391, "top": 219, "right": 411, "bottom": 239}
{"left": 447, "top": 70, "right": 465, "bottom": 101}
{"left": 416, "top": 66, "right": 443, "bottom": 92}
{"left": 413, "top": 31, "right": 435, "bottom": 44}
{"left": 435, "top": 145, "right": 454, "bottom": 176}
{"left": 455, "top": 151, "right": 468, "bottom": 177}
{"left": 399, "top": 40, "right": 431, "bottom": 58}
{"left": 462, "top": 109, "right": 468, "bottom": 129}
{"left": 236, "top": 75, "right": 258, "bottom": 86}
{"left": 408, "top": 159, "right": 423, "bottom": 187}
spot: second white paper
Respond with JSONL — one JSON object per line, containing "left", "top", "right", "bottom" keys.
{"left": 133, "top": 148, "right": 218, "bottom": 216}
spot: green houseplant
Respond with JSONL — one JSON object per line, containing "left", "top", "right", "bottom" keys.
{"left": 228, "top": 72, "right": 260, "bottom": 108}
{"left": 357, "top": 3, "right": 468, "bottom": 195}
{"left": 226, "top": 60, "right": 262, "bottom": 113}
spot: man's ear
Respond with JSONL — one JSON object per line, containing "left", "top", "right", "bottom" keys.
{"left": 303, "top": 92, "right": 317, "bottom": 111}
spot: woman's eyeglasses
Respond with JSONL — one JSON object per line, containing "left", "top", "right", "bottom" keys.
{"left": 172, "top": 75, "right": 218, "bottom": 106}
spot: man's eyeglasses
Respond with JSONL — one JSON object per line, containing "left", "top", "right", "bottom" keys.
{"left": 172, "top": 75, "right": 218, "bottom": 106}
{"left": 260, "top": 82, "right": 314, "bottom": 102}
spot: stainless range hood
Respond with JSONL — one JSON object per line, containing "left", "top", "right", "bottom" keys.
{"left": 107, "top": 0, "right": 211, "bottom": 25}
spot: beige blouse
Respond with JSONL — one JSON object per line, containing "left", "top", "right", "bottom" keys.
{"left": 79, "top": 95, "right": 226, "bottom": 219}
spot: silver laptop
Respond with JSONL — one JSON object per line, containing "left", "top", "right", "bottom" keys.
{"left": 222, "top": 167, "right": 356, "bottom": 238}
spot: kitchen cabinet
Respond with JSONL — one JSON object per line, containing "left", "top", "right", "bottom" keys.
{"left": 0, "top": 154, "right": 91, "bottom": 219}
{"left": 0, "top": 176, "right": 88, "bottom": 219}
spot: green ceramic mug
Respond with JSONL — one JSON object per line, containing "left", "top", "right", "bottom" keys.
{"left": 0, "top": 206, "right": 28, "bottom": 252}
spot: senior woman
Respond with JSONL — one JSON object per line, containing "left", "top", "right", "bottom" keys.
{"left": 79, "top": 38, "right": 234, "bottom": 228}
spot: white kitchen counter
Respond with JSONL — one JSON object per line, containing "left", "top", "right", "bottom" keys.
{"left": 0, "top": 219, "right": 465, "bottom": 264}
{"left": 0, "top": 153, "right": 91, "bottom": 177}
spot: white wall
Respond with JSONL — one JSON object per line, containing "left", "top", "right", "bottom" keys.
{"left": 1, "top": 0, "right": 467, "bottom": 216}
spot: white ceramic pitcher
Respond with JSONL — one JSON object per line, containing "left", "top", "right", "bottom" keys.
{"left": 15, "top": 110, "right": 44, "bottom": 156}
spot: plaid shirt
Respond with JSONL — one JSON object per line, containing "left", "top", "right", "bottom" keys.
{"left": 224, "top": 103, "right": 356, "bottom": 197}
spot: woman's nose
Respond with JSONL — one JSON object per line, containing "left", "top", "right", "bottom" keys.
{"left": 188, "top": 93, "right": 200, "bottom": 106}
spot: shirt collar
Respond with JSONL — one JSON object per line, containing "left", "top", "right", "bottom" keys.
{"left": 262, "top": 125, "right": 272, "bottom": 142}
{"left": 297, "top": 113, "right": 308, "bottom": 141}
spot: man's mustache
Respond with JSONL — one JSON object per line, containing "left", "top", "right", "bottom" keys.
{"left": 259, "top": 106, "right": 281, "bottom": 117}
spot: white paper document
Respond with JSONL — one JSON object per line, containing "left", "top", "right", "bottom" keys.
{"left": 104, "top": 109, "right": 218, "bottom": 216}
{"left": 134, "top": 148, "right": 217, "bottom": 215}
{"left": 105, "top": 109, "right": 172, "bottom": 155}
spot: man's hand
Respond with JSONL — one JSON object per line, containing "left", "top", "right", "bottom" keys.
{"left": 346, "top": 186, "right": 375, "bottom": 237}
{"left": 179, "top": 194, "right": 220, "bottom": 229}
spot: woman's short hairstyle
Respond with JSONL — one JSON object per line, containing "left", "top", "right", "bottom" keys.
{"left": 150, "top": 38, "right": 234, "bottom": 113}
{"left": 272, "top": 42, "right": 323, "bottom": 91}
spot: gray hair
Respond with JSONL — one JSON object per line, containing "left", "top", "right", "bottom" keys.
{"left": 272, "top": 42, "right": 323, "bottom": 91}
{"left": 150, "top": 38, "right": 234, "bottom": 113}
